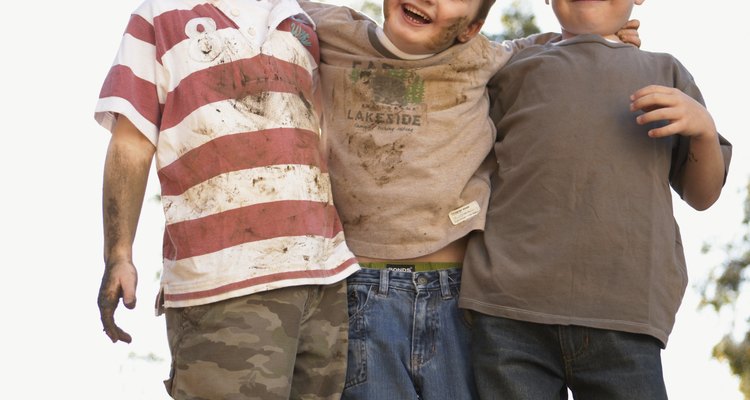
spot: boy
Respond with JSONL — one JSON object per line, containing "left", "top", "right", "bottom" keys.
{"left": 93, "top": 0, "right": 359, "bottom": 398}
{"left": 460, "top": 0, "right": 733, "bottom": 399}
{"left": 299, "top": 1, "right": 639, "bottom": 399}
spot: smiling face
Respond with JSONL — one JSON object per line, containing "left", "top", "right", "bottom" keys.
{"left": 547, "top": 0, "right": 644, "bottom": 40}
{"left": 382, "top": 0, "right": 486, "bottom": 55}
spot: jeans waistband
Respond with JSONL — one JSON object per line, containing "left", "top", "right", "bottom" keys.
{"left": 359, "top": 262, "right": 462, "bottom": 272}
{"left": 349, "top": 267, "right": 461, "bottom": 297}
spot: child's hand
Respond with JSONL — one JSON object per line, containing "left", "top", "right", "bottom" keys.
{"left": 617, "top": 19, "right": 641, "bottom": 48}
{"left": 630, "top": 85, "right": 717, "bottom": 140}
{"left": 98, "top": 259, "right": 138, "bottom": 344}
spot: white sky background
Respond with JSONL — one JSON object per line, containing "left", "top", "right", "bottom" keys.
{"left": 2, "top": 0, "right": 746, "bottom": 398}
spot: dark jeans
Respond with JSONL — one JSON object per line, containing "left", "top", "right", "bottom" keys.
{"left": 471, "top": 313, "right": 668, "bottom": 400}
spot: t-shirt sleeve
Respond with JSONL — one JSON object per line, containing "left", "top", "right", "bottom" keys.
{"left": 94, "top": 5, "right": 165, "bottom": 146}
{"left": 501, "top": 32, "right": 560, "bottom": 53}
{"left": 668, "top": 58, "right": 732, "bottom": 196}
{"left": 297, "top": 0, "right": 340, "bottom": 25}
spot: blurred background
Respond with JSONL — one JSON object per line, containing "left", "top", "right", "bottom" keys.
{"left": 3, "top": 0, "right": 746, "bottom": 398}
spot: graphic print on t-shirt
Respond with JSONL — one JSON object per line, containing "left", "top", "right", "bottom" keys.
{"left": 343, "top": 62, "right": 427, "bottom": 185}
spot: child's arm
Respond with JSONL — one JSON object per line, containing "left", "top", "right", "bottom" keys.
{"left": 630, "top": 85, "right": 726, "bottom": 210}
{"left": 98, "top": 115, "right": 156, "bottom": 343}
{"left": 504, "top": 18, "right": 641, "bottom": 51}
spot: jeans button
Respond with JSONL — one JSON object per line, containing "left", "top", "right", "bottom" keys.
{"left": 417, "top": 276, "right": 428, "bottom": 285}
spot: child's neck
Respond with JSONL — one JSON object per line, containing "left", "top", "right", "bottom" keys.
{"left": 561, "top": 31, "right": 622, "bottom": 43}
{"left": 376, "top": 27, "right": 435, "bottom": 60}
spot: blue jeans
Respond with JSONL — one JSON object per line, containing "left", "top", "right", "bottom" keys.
{"left": 471, "top": 314, "right": 668, "bottom": 400}
{"left": 342, "top": 268, "right": 476, "bottom": 400}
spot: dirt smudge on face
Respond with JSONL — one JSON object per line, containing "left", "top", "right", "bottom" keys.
{"left": 429, "top": 16, "right": 471, "bottom": 52}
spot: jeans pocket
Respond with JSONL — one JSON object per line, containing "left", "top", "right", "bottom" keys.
{"left": 344, "top": 284, "right": 371, "bottom": 388}
{"left": 461, "top": 308, "right": 474, "bottom": 329}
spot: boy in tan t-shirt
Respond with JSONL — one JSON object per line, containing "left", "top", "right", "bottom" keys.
{"left": 301, "top": 0, "right": 640, "bottom": 398}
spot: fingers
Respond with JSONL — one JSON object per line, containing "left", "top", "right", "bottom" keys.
{"left": 97, "top": 265, "right": 137, "bottom": 343}
{"left": 630, "top": 85, "right": 675, "bottom": 104}
{"left": 630, "top": 88, "right": 680, "bottom": 137}
{"left": 619, "top": 32, "right": 641, "bottom": 48}
{"left": 623, "top": 19, "right": 640, "bottom": 30}
{"left": 617, "top": 19, "right": 641, "bottom": 48}
{"left": 630, "top": 85, "right": 678, "bottom": 114}
{"left": 97, "top": 292, "right": 118, "bottom": 342}
{"left": 641, "top": 118, "right": 681, "bottom": 138}
{"left": 97, "top": 289, "right": 133, "bottom": 344}
{"left": 113, "top": 326, "right": 133, "bottom": 344}
{"left": 121, "top": 276, "right": 138, "bottom": 310}
{"left": 630, "top": 85, "right": 713, "bottom": 139}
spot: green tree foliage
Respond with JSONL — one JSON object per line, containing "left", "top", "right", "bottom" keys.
{"left": 340, "top": 0, "right": 383, "bottom": 25}
{"left": 484, "top": 0, "right": 541, "bottom": 41}
{"left": 343, "top": 0, "right": 540, "bottom": 42}
{"left": 700, "top": 178, "right": 750, "bottom": 398}
{"left": 360, "top": 0, "right": 383, "bottom": 25}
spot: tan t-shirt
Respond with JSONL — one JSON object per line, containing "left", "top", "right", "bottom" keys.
{"left": 301, "top": 0, "right": 550, "bottom": 259}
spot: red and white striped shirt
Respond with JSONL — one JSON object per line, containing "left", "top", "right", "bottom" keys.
{"left": 95, "top": 0, "right": 358, "bottom": 309}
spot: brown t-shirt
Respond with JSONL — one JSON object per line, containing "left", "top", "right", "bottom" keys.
{"left": 460, "top": 35, "right": 732, "bottom": 346}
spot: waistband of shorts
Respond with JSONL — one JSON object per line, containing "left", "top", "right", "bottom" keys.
{"left": 359, "top": 262, "right": 462, "bottom": 272}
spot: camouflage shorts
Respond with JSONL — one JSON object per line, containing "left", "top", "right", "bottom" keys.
{"left": 164, "top": 281, "right": 348, "bottom": 400}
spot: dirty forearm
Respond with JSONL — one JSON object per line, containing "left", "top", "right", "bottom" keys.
{"left": 102, "top": 116, "right": 155, "bottom": 265}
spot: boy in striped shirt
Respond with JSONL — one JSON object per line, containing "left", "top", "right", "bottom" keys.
{"left": 94, "top": 0, "right": 359, "bottom": 398}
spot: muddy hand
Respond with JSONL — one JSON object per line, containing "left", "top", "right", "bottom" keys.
{"left": 97, "top": 261, "right": 137, "bottom": 343}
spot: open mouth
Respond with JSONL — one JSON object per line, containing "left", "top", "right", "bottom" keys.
{"left": 402, "top": 5, "right": 432, "bottom": 24}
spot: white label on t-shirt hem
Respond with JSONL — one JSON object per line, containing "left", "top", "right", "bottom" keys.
{"left": 449, "top": 201, "right": 480, "bottom": 226}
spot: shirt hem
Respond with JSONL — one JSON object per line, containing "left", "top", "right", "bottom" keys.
{"left": 346, "top": 221, "right": 485, "bottom": 260}
{"left": 158, "top": 262, "right": 360, "bottom": 312}
{"left": 459, "top": 297, "right": 669, "bottom": 348}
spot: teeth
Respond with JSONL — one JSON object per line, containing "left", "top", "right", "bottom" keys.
{"left": 403, "top": 5, "right": 431, "bottom": 22}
